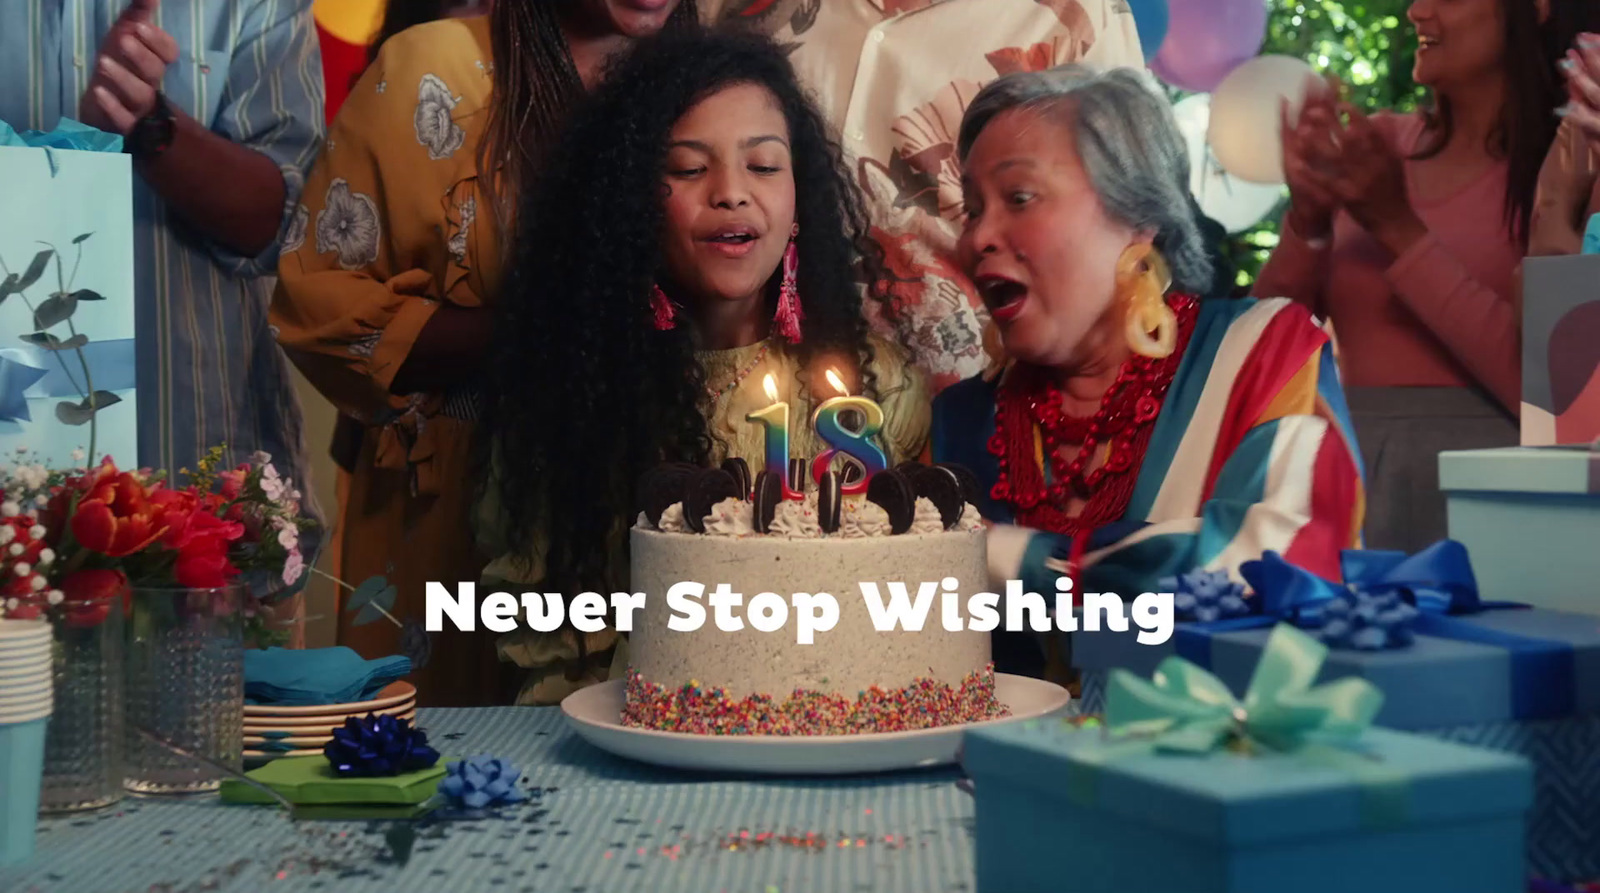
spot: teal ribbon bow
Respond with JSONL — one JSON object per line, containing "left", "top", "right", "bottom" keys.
{"left": 1107, "top": 623, "right": 1384, "bottom": 753}
{"left": 1100, "top": 624, "right": 1410, "bottom": 828}
{"left": 0, "top": 118, "right": 123, "bottom": 175}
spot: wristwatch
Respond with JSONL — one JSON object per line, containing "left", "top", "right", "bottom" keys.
{"left": 125, "top": 92, "right": 176, "bottom": 160}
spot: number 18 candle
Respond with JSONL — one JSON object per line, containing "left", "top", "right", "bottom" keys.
{"left": 746, "top": 373, "right": 803, "bottom": 499}
{"left": 811, "top": 368, "right": 888, "bottom": 495}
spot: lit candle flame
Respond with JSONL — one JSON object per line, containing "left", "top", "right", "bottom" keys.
{"left": 763, "top": 373, "right": 778, "bottom": 403}
{"left": 825, "top": 368, "right": 848, "bottom": 396}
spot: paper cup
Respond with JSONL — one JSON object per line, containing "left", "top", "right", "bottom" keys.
{"left": 0, "top": 658, "right": 50, "bottom": 677}
{"left": 0, "top": 620, "right": 51, "bottom": 642}
{"left": 0, "top": 641, "right": 49, "bottom": 660}
{"left": 0, "top": 695, "right": 52, "bottom": 725}
{"left": 0, "top": 716, "right": 48, "bottom": 866}
{"left": 0, "top": 678, "right": 50, "bottom": 703}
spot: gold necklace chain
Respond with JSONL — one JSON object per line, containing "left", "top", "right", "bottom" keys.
{"left": 705, "top": 342, "right": 771, "bottom": 403}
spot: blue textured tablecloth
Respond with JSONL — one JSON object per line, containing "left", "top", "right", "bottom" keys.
{"left": 0, "top": 707, "right": 978, "bottom": 893}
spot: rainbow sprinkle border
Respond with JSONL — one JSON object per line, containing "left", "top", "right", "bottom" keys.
{"left": 620, "top": 663, "right": 1008, "bottom": 735}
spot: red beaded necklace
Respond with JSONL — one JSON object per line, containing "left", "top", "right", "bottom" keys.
{"left": 986, "top": 293, "right": 1199, "bottom": 537}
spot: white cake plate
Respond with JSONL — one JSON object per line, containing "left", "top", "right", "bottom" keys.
{"left": 559, "top": 673, "right": 1071, "bottom": 775}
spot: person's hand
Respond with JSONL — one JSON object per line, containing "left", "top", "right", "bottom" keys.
{"left": 1279, "top": 76, "right": 1343, "bottom": 241}
{"left": 1561, "top": 34, "right": 1600, "bottom": 154}
{"left": 1323, "top": 103, "right": 1426, "bottom": 253}
{"left": 77, "top": 0, "right": 179, "bottom": 136}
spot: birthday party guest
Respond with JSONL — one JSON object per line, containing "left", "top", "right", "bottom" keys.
{"left": 699, "top": 0, "right": 1145, "bottom": 394}
{"left": 0, "top": 1, "right": 326, "bottom": 566}
{"left": 476, "top": 28, "right": 930, "bottom": 705}
{"left": 930, "top": 67, "right": 1365, "bottom": 679}
{"left": 1257, "top": 0, "right": 1600, "bottom": 552}
{"left": 270, "top": 0, "right": 699, "bottom": 706}
{"left": 1530, "top": 32, "right": 1600, "bottom": 256}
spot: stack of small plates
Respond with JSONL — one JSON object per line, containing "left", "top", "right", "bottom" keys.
{"left": 243, "top": 681, "right": 416, "bottom": 760}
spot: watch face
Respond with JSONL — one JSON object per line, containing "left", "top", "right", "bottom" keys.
{"left": 132, "top": 102, "right": 175, "bottom": 156}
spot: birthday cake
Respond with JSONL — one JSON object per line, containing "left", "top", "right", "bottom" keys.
{"left": 623, "top": 459, "right": 1007, "bottom": 735}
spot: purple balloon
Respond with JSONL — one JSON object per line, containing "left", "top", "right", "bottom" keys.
{"left": 1149, "top": 0, "right": 1268, "bottom": 92}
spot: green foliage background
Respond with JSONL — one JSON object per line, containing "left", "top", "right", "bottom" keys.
{"left": 1208, "top": 0, "right": 1427, "bottom": 288}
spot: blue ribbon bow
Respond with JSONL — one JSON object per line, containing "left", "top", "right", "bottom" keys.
{"left": 1158, "top": 568, "right": 1250, "bottom": 623}
{"left": 0, "top": 354, "right": 48, "bottom": 422}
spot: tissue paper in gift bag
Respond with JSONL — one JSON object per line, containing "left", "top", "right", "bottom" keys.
{"left": 1522, "top": 254, "right": 1600, "bottom": 446}
{"left": 0, "top": 121, "right": 136, "bottom": 468}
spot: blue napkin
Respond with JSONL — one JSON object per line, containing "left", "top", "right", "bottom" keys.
{"left": 244, "top": 647, "right": 411, "bottom": 706}
{"left": 1583, "top": 213, "right": 1600, "bottom": 255}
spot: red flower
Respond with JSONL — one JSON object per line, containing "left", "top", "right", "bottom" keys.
{"left": 51, "top": 459, "right": 166, "bottom": 558}
{"left": 60, "top": 568, "right": 128, "bottom": 629}
{"left": 218, "top": 469, "right": 246, "bottom": 501}
{"left": 147, "top": 487, "right": 244, "bottom": 589}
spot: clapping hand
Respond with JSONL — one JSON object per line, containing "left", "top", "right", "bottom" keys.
{"left": 1279, "top": 75, "right": 1343, "bottom": 240}
{"left": 1319, "top": 102, "right": 1422, "bottom": 247}
{"left": 78, "top": 0, "right": 179, "bottom": 136}
{"left": 1561, "top": 34, "right": 1600, "bottom": 153}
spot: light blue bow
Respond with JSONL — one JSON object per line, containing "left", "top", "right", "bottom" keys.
{"left": 0, "top": 354, "right": 48, "bottom": 422}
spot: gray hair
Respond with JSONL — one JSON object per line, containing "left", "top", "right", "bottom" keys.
{"left": 958, "top": 65, "right": 1212, "bottom": 295}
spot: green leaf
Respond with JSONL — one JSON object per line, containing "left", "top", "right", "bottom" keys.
{"left": 68, "top": 288, "right": 105, "bottom": 301}
{"left": 33, "top": 292, "right": 78, "bottom": 329}
{"left": 54, "top": 391, "right": 122, "bottom": 425}
{"left": 0, "top": 273, "right": 18, "bottom": 305}
{"left": 15, "top": 249, "right": 52, "bottom": 293}
{"left": 20, "top": 332, "right": 89, "bottom": 351}
{"left": 347, "top": 575, "right": 398, "bottom": 626}
{"left": 72, "top": 233, "right": 93, "bottom": 245}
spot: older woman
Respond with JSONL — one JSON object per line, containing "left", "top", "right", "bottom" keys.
{"left": 930, "top": 66, "right": 1366, "bottom": 677}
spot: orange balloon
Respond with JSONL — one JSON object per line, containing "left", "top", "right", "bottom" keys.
{"left": 314, "top": 0, "right": 385, "bottom": 46}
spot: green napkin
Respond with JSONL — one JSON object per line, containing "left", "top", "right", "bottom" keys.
{"left": 220, "top": 755, "right": 446, "bottom": 806}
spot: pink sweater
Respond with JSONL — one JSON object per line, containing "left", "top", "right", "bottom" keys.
{"left": 1252, "top": 112, "right": 1522, "bottom": 415}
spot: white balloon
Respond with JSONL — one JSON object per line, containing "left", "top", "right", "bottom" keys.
{"left": 1172, "top": 94, "right": 1285, "bottom": 234}
{"left": 1207, "top": 54, "right": 1320, "bottom": 185}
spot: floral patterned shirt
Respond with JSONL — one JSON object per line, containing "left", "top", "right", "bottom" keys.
{"left": 269, "top": 16, "right": 496, "bottom": 497}
{"left": 701, "top": 0, "right": 1144, "bottom": 392}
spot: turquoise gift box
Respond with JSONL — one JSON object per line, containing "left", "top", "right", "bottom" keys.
{"left": 966, "top": 627, "right": 1534, "bottom": 893}
{"left": 1440, "top": 447, "right": 1600, "bottom": 615}
{"left": 0, "top": 120, "right": 138, "bottom": 469}
{"left": 1071, "top": 545, "right": 1600, "bottom": 882}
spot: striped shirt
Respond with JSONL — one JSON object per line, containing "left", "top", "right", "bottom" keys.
{"left": 0, "top": 0, "right": 326, "bottom": 538}
{"left": 933, "top": 297, "right": 1366, "bottom": 598}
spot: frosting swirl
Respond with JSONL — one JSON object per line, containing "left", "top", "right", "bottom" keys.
{"left": 957, "top": 503, "right": 984, "bottom": 531}
{"left": 841, "top": 499, "right": 892, "bottom": 538}
{"left": 657, "top": 502, "right": 689, "bottom": 533}
{"left": 769, "top": 492, "right": 822, "bottom": 538}
{"left": 909, "top": 496, "right": 947, "bottom": 534}
{"left": 702, "top": 497, "right": 754, "bottom": 537}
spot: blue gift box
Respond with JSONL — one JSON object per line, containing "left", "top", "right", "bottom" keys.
{"left": 1073, "top": 608, "right": 1600, "bottom": 881}
{"left": 1440, "top": 447, "right": 1600, "bottom": 616}
{"left": 963, "top": 719, "right": 1531, "bottom": 893}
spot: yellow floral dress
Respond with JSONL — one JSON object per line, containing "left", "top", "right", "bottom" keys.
{"left": 479, "top": 336, "right": 931, "bottom": 705}
{"left": 269, "top": 17, "right": 510, "bottom": 705}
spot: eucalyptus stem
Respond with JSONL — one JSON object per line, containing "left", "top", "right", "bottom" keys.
{"left": 309, "top": 566, "right": 402, "bottom": 628}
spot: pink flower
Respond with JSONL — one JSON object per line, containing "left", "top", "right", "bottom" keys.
{"left": 282, "top": 549, "right": 305, "bottom": 586}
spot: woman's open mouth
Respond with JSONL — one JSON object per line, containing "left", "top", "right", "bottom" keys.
{"left": 704, "top": 227, "right": 761, "bottom": 259}
{"left": 977, "top": 275, "right": 1028, "bottom": 323}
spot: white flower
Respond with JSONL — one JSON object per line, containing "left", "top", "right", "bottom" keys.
{"left": 46, "top": 589, "right": 63, "bottom": 605}
{"left": 7, "top": 545, "right": 22, "bottom": 558}
{"left": 16, "top": 464, "right": 48, "bottom": 490}
{"left": 251, "top": 451, "right": 272, "bottom": 467}
{"left": 28, "top": 524, "right": 43, "bottom": 540}
{"left": 261, "top": 475, "right": 286, "bottom": 502}
{"left": 282, "top": 204, "right": 309, "bottom": 255}
{"left": 13, "top": 562, "right": 29, "bottom": 575}
{"left": 1, "top": 501, "right": 18, "bottom": 517}
{"left": 71, "top": 448, "right": 84, "bottom": 463}
{"left": 33, "top": 495, "right": 46, "bottom": 508}
{"left": 277, "top": 525, "right": 298, "bottom": 550}
{"left": 28, "top": 575, "right": 43, "bottom": 592}
{"left": 314, "top": 179, "right": 382, "bottom": 270}
{"left": 36, "top": 548, "right": 53, "bottom": 567}
{"left": 0, "top": 527, "right": 13, "bottom": 545}
{"left": 414, "top": 73, "right": 466, "bottom": 161}
{"left": 282, "top": 549, "right": 305, "bottom": 586}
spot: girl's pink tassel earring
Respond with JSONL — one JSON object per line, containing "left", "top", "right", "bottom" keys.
{"left": 651, "top": 285, "right": 676, "bottom": 330}
{"left": 774, "top": 223, "right": 803, "bottom": 343}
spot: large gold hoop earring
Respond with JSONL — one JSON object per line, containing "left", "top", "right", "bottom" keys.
{"left": 1117, "top": 244, "right": 1176, "bottom": 358}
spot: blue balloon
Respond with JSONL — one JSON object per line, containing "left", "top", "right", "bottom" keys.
{"left": 1127, "top": 0, "right": 1169, "bottom": 61}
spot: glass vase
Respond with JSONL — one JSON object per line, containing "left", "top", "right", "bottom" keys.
{"left": 124, "top": 585, "right": 244, "bottom": 796}
{"left": 39, "top": 597, "right": 125, "bottom": 814}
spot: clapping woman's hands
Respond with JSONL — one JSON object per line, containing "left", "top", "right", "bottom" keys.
{"left": 1279, "top": 78, "right": 1342, "bottom": 240}
{"left": 1560, "top": 33, "right": 1600, "bottom": 154}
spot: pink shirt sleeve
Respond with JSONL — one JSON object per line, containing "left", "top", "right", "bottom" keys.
{"left": 1385, "top": 236, "right": 1520, "bottom": 415}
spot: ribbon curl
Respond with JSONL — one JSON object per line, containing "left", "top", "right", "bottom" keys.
{"left": 323, "top": 713, "right": 440, "bottom": 778}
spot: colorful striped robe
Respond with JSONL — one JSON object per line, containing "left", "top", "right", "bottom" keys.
{"left": 931, "top": 297, "right": 1366, "bottom": 609}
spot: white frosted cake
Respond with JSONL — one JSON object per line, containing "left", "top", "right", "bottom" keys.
{"left": 623, "top": 460, "right": 1007, "bottom": 735}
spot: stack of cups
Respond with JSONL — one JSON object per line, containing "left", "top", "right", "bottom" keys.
{"left": 0, "top": 617, "right": 53, "bottom": 866}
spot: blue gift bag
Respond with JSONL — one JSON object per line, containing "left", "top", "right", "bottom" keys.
{"left": 0, "top": 120, "right": 136, "bottom": 469}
